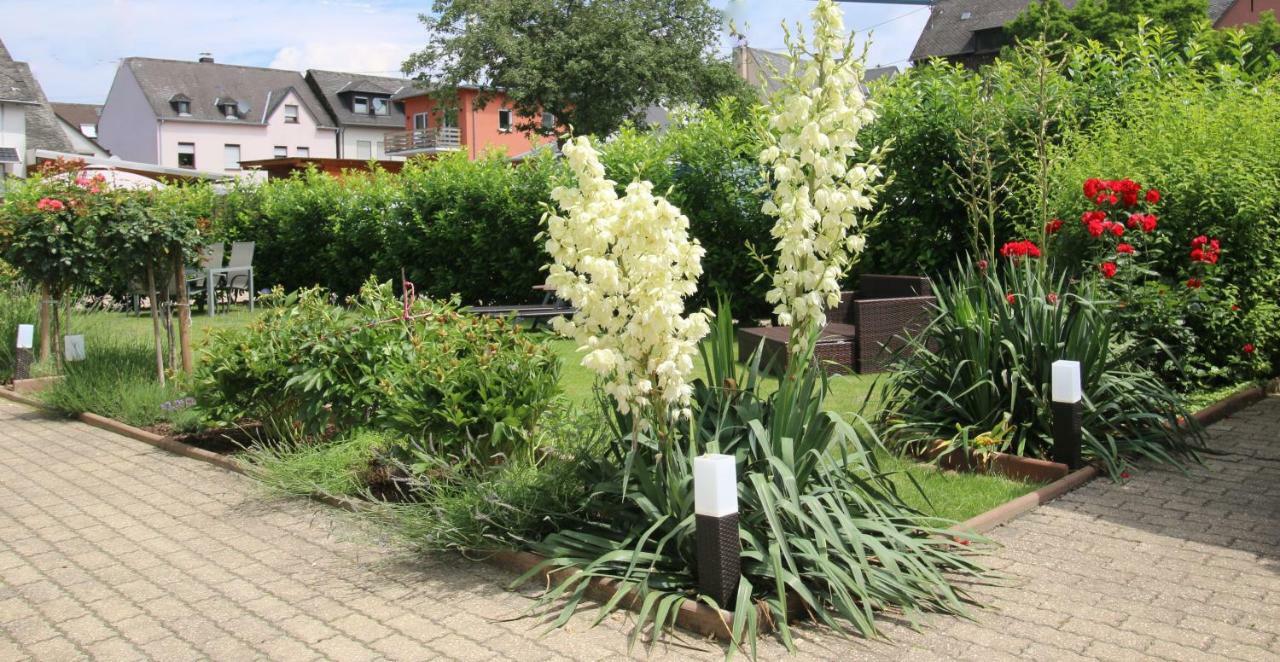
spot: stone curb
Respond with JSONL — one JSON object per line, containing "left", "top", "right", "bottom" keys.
{"left": 1190, "top": 383, "right": 1266, "bottom": 427}
{"left": 957, "top": 465, "right": 1099, "bottom": 535}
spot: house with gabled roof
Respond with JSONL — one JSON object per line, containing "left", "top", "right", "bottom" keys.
{"left": 50, "top": 103, "right": 109, "bottom": 158}
{"left": 910, "top": 0, "right": 1277, "bottom": 68}
{"left": 97, "top": 53, "right": 337, "bottom": 175}
{"left": 304, "top": 69, "right": 416, "bottom": 161}
{"left": 731, "top": 45, "right": 899, "bottom": 98}
{"left": 0, "top": 37, "right": 74, "bottom": 183}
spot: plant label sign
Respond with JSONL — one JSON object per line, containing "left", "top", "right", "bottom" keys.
{"left": 64, "top": 335, "right": 86, "bottom": 361}
{"left": 16, "top": 324, "right": 34, "bottom": 349}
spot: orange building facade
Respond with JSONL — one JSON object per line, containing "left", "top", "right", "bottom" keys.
{"left": 393, "top": 88, "right": 555, "bottom": 160}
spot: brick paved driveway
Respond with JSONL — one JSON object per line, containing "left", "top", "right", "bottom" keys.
{"left": 1, "top": 397, "right": 1278, "bottom": 661}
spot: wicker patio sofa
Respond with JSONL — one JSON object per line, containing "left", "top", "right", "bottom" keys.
{"left": 737, "top": 274, "right": 936, "bottom": 375}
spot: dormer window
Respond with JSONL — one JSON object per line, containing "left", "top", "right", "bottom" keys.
{"left": 371, "top": 97, "right": 389, "bottom": 116}
{"left": 353, "top": 96, "right": 369, "bottom": 114}
{"left": 223, "top": 104, "right": 238, "bottom": 119}
{"left": 170, "top": 93, "right": 192, "bottom": 116}
{"left": 217, "top": 99, "right": 244, "bottom": 120}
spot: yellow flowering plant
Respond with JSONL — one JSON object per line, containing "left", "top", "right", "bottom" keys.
{"left": 758, "top": 0, "right": 888, "bottom": 349}
{"left": 543, "top": 135, "right": 710, "bottom": 429}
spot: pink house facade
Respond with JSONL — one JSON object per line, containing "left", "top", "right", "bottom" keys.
{"left": 98, "top": 55, "right": 336, "bottom": 177}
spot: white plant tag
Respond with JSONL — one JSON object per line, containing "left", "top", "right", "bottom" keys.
{"left": 64, "top": 335, "right": 86, "bottom": 361}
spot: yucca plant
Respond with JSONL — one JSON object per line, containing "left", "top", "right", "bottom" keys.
{"left": 879, "top": 257, "right": 1205, "bottom": 477}
{"left": 517, "top": 302, "right": 986, "bottom": 657}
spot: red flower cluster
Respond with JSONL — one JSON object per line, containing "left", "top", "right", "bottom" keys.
{"left": 1126, "top": 213, "right": 1158, "bottom": 233}
{"left": 1081, "top": 210, "right": 1129, "bottom": 238}
{"left": 1083, "top": 178, "right": 1155, "bottom": 208}
{"left": 1046, "top": 218, "right": 1064, "bottom": 234}
{"left": 1116, "top": 243, "right": 1135, "bottom": 255}
{"left": 74, "top": 173, "right": 107, "bottom": 195}
{"left": 1190, "top": 236, "right": 1221, "bottom": 264}
{"left": 1100, "top": 262, "right": 1118, "bottom": 279}
{"left": 35, "top": 197, "right": 65, "bottom": 212}
{"left": 1187, "top": 278, "right": 1203, "bottom": 289}
{"left": 999, "top": 240, "right": 1042, "bottom": 259}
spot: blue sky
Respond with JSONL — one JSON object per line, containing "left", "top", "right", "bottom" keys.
{"left": 2, "top": 1, "right": 931, "bottom": 104}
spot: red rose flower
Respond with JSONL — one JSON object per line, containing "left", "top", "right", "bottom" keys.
{"left": 1187, "top": 278, "right": 1203, "bottom": 289}
{"left": 1100, "top": 262, "right": 1118, "bottom": 279}
{"left": 1084, "top": 178, "right": 1104, "bottom": 200}
{"left": 1244, "top": 343, "right": 1256, "bottom": 354}
{"left": 1145, "top": 189, "right": 1160, "bottom": 204}
{"left": 1000, "top": 240, "right": 1042, "bottom": 259}
{"left": 1191, "top": 235, "right": 1208, "bottom": 247}
{"left": 36, "top": 197, "right": 65, "bottom": 212}
{"left": 1046, "top": 292, "right": 1059, "bottom": 305}
{"left": 1121, "top": 471, "right": 1132, "bottom": 479}
{"left": 1141, "top": 214, "right": 1158, "bottom": 233}
{"left": 977, "top": 259, "right": 989, "bottom": 272}
{"left": 1116, "top": 243, "right": 1135, "bottom": 255}
{"left": 1109, "top": 222, "right": 1125, "bottom": 237}
{"left": 1046, "top": 219, "right": 1063, "bottom": 234}
{"left": 1006, "top": 292, "right": 1016, "bottom": 304}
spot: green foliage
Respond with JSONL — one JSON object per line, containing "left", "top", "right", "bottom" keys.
{"left": 375, "top": 404, "right": 603, "bottom": 552}
{"left": 39, "top": 326, "right": 188, "bottom": 428}
{"left": 403, "top": 0, "right": 750, "bottom": 138}
{"left": 880, "top": 259, "right": 1206, "bottom": 478}
{"left": 521, "top": 302, "right": 983, "bottom": 654}
{"left": 1044, "top": 79, "right": 1280, "bottom": 383}
{"left": 194, "top": 279, "right": 560, "bottom": 463}
{"left": 243, "top": 428, "right": 392, "bottom": 497}
{"left": 0, "top": 284, "right": 38, "bottom": 381}
{"left": 0, "top": 161, "right": 107, "bottom": 298}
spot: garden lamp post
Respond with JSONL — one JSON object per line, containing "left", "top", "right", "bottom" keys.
{"left": 1051, "top": 360, "right": 1084, "bottom": 469}
{"left": 14, "top": 324, "right": 34, "bottom": 380}
{"left": 694, "top": 454, "right": 740, "bottom": 607}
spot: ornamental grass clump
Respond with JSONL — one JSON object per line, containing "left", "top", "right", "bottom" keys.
{"left": 524, "top": 2, "right": 983, "bottom": 655}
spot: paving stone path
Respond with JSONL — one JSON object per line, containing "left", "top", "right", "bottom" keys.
{"left": 1, "top": 396, "right": 1278, "bottom": 661}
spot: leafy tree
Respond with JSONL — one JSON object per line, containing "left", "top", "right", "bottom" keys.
{"left": 402, "top": 0, "right": 751, "bottom": 138}
{"left": 1008, "top": 0, "right": 1209, "bottom": 46}
{"left": 1008, "top": 0, "right": 1280, "bottom": 70}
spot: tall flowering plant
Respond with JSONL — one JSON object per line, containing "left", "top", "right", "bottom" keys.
{"left": 758, "top": 0, "right": 886, "bottom": 347}
{"left": 543, "top": 136, "right": 709, "bottom": 428}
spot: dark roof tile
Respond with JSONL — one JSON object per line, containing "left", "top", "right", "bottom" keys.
{"left": 123, "top": 57, "right": 333, "bottom": 127}
{"left": 305, "top": 69, "right": 417, "bottom": 129}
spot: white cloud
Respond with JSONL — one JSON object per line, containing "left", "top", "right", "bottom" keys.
{"left": 269, "top": 41, "right": 418, "bottom": 76}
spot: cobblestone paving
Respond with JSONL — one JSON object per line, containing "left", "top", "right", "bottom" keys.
{"left": 1, "top": 397, "right": 1278, "bottom": 661}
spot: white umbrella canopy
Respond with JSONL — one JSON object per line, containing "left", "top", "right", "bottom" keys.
{"left": 59, "top": 166, "right": 168, "bottom": 190}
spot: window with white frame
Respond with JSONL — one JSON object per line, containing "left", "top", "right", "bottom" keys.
{"left": 284, "top": 104, "right": 299, "bottom": 123}
{"left": 296, "top": 146, "right": 310, "bottom": 157}
{"left": 498, "top": 109, "right": 512, "bottom": 133}
{"left": 274, "top": 146, "right": 287, "bottom": 158}
{"left": 353, "top": 96, "right": 369, "bottom": 114}
{"left": 224, "top": 144, "right": 241, "bottom": 170}
{"left": 356, "top": 140, "right": 372, "bottom": 159}
{"left": 413, "top": 112, "right": 428, "bottom": 131}
{"left": 177, "top": 142, "right": 196, "bottom": 169}
{"left": 371, "top": 97, "right": 389, "bottom": 115}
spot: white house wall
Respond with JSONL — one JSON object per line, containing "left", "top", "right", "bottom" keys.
{"left": 337, "top": 126, "right": 403, "bottom": 161}
{"left": 0, "top": 102, "right": 28, "bottom": 178}
{"left": 55, "top": 117, "right": 109, "bottom": 158}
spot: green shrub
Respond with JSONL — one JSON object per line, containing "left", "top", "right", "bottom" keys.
{"left": 194, "top": 279, "right": 561, "bottom": 463}
{"left": 879, "top": 259, "right": 1206, "bottom": 478}
{"left": 0, "top": 285, "right": 39, "bottom": 382}
{"left": 1044, "top": 80, "right": 1280, "bottom": 383}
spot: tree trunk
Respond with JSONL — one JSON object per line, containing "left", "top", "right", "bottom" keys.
{"left": 172, "top": 251, "right": 193, "bottom": 374}
{"left": 37, "top": 284, "right": 51, "bottom": 363}
{"left": 146, "top": 260, "right": 166, "bottom": 386}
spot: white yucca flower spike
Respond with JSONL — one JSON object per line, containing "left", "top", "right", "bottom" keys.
{"left": 759, "top": 0, "right": 886, "bottom": 347}
{"left": 543, "top": 136, "right": 709, "bottom": 423}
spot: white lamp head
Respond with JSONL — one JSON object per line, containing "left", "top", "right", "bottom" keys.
{"left": 693, "top": 454, "right": 738, "bottom": 517}
{"left": 1051, "top": 360, "right": 1083, "bottom": 403}
{"left": 16, "top": 324, "right": 34, "bottom": 350}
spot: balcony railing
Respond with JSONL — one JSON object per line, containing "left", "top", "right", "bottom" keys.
{"left": 384, "top": 127, "right": 462, "bottom": 154}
